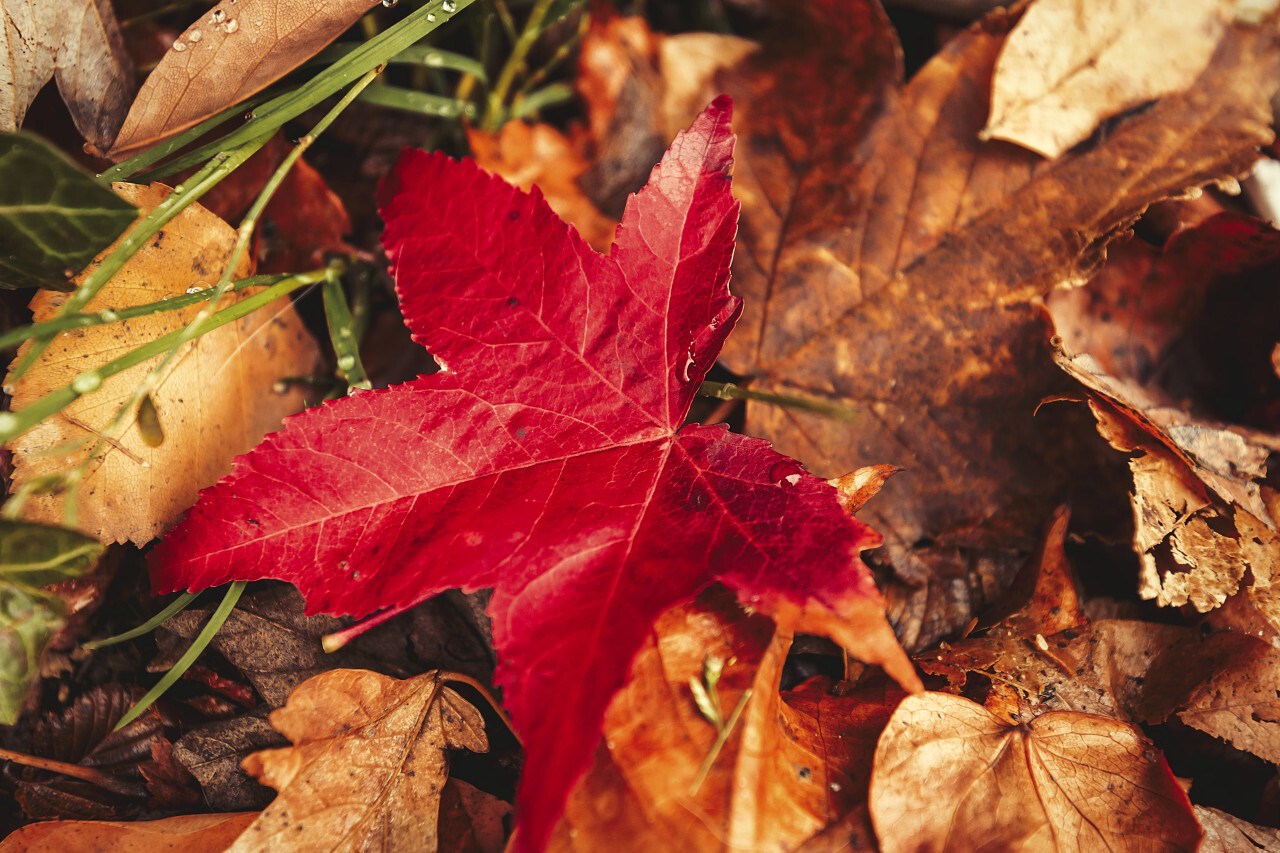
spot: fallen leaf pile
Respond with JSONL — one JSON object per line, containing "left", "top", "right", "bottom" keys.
{"left": 6, "top": 0, "right": 1280, "bottom": 849}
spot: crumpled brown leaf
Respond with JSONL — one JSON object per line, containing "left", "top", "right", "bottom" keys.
{"left": 231, "top": 668, "right": 493, "bottom": 853}
{"left": 108, "top": 0, "right": 386, "bottom": 160}
{"left": 983, "top": 0, "right": 1235, "bottom": 158}
{"left": 0, "top": 0, "right": 134, "bottom": 149}
{"left": 0, "top": 812, "right": 258, "bottom": 853}
{"left": 1196, "top": 805, "right": 1280, "bottom": 852}
{"left": 868, "top": 691, "right": 1201, "bottom": 852}
{"left": 5, "top": 182, "right": 321, "bottom": 545}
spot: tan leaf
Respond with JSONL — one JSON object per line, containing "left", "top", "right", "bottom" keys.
{"left": 1196, "top": 805, "right": 1280, "bottom": 853}
{"left": 108, "top": 0, "right": 382, "bottom": 160}
{"left": 0, "top": 0, "right": 134, "bottom": 149}
{"left": 869, "top": 692, "right": 1201, "bottom": 852}
{"left": 232, "top": 669, "right": 491, "bottom": 853}
{"left": 5, "top": 183, "right": 321, "bottom": 545}
{"left": 0, "top": 812, "right": 257, "bottom": 852}
{"left": 983, "top": 0, "right": 1234, "bottom": 158}
{"left": 552, "top": 586, "right": 903, "bottom": 852}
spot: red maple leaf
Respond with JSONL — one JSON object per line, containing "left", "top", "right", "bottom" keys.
{"left": 151, "top": 98, "right": 918, "bottom": 850}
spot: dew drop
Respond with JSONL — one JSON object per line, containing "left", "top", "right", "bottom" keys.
{"left": 186, "top": 283, "right": 211, "bottom": 294}
{"left": 679, "top": 352, "right": 695, "bottom": 383}
{"left": 172, "top": 184, "right": 185, "bottom": 193}
{"left": 1, "top": 385, "right": 12, "bottom": 396}
{"left": 338, "top": 327, "right": 353, "bottom": 338}
{"left": 424, "top": 51, "right": 442, "bottom": 66}
{"left": 768, "top": 459, "right": 804, "bottom": 487}
{"left": 442, "top": 0, "right": 456, "bottom": 11}
{"left": 211, "top": 8, "right": 225, "bottom": 22}
{"left": 71, "top": 371, "right": 103, "bottom": 394}
{"left": 381, "top": 0, "right": 398, "bottom": 7}
{"left": 97, "top": 309, "right": 119, "bottom": 322}
{"left": 188, "top": 28, "right": 203, "bottom": 42}
{"left": 338, "top": 355, "right": 356, "bottom": 371}
{"left": 426, "top": 12, "right": 436, "bottom": 20}
{"left": 0, "top": 413, "right": 17, "bottom": 435}
{"left": 172, "top": 40, "right": 187, "bottom": 51}
{"left": 272, "top": 381, "right": 288, "bottom": 394}
{"left": 222, "top": 19, "right": 238, "bottom": 33}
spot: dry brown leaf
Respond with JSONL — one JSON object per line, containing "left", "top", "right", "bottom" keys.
{"left": 1057, "top": 351, "right": 1280, "bottom": 610}
{"left": 701, "top": 0, "right": 1280, "bottom": 649}
{"left": 5, "top": 183, "right": 320, "bottom": 544}
{"left": 0, "top": 0, "right": 134, "bottom": 149}
{"left": 232, "top": 669, "right": 491, "bottom": 853}
{"left": 437, "top": 778, "right": 512, "bottom": 853}
{"left": 108, "top": 0, "right": 382, "bottom": 160}
{"left": 1196, "top": 805, "right": 1280, "bottom": 852}
{"left": 1141, "top": 630, "right": 1280, "bottom": 764}
{"left": 869, "top": 692, "right": 1201, "bottom": 852}
{"left": 983, "top": 0, "right": 1235, "bottom": 158}
{"left": 0, "top": 812, "right": 257, "bottom": 853}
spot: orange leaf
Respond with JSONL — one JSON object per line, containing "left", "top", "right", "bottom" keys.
{"left": 0, "top": 812, "right": 257, "bottom": 852}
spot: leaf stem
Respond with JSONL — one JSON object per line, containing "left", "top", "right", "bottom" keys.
{"left": 0, "top": 746, "right": 139, "bottom": 795}
{"left": 689, "top": 687, "right": 752, "bottom": 795}
{"left": 698, "top": 381, "right": 859, "bottom": 422}
{"left": 442, "top": 671, "right": 523, "bottom": 746}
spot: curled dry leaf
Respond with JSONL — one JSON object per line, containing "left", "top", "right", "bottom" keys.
{"left": 4, "top": 183, "right": 321, "bottom": 545}
{"left": 108, "top": 0, "right": 386, "bottom": 160}
{"left": 0, "top": 812, "right": 258, "bottom": 853}
{"left": 0, "top": 0, "right": 134, "bottom": 149}
{"left": 869, "top": 692, "right": 1200, "bottom": 852}
{"left": 983, "top": 0, "right": 1235, "bottom": 158}
{"left": 230, "top": 669, "right": 491, "bottom": 853}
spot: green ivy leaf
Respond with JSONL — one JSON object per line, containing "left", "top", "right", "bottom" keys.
{"left": 0, "top": 519, "right": 104, "bottom": 723}
{"left": 0, "top": 132, "right": 138, "bottom": 291}
{"left": 0, "top": 584, "right": 64, "bottom": 723}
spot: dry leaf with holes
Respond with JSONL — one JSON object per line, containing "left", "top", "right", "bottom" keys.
{"left": 869, "top": 692, "right": 1201, "bottom": 852}
{"left": 108, "top": 0, "right": 388, "bottom": 160}
{"left": 229, "top": 669, "right": 493, "bottom": 853}
{"left": 4, "top": 183, "right": 320, "bottom": 545}
{"left": 983, "top": 0, "right": 1237, "bottom": 158}
{"left": 0, "top": 0, "right": 134, "bottom": 149}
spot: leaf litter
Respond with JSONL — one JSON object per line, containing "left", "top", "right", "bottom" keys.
{"left": 7, "top": 0, "right": 1280, "bottom": 850}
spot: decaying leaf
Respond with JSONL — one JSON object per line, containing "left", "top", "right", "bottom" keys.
{"left": 0, "top": 812, "right": 258, "bottom": 853}
{"left": 5, "top": 182, "right": 321, "bottom": 545}
{"left": 0, "top": 0, "right": 134, "bottom": 150}
{"left": 153, "top": 99, "right": 919, "bottom": 851}
{"left": 0, "top": 133, "right": 139, "bottom": 291}
{"left": 983, "top": 0, "right": 1235, "bottom": 158}
{"left": 230, "top": 669, "right": 491, "bottom": 853}
{"left": 869, "top": 692, "right": 1201, "bottom": 852}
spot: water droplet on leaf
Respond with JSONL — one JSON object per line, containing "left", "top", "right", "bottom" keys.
{"left": 426, "top": 12, "right": 436, "bottom": 20}
{"left": 338, "top": 355, "right": 356, "bottom": 371}
{"left": 211, "top": 9, "right": 225, "bottom": 22}
{"left": 679, "top": 352, "right": 696, "bottom": 383}
{"left": 72, "top": 371, "right": 103, "bottom": 394}
{"left": 172, "top": 40, "right": 187, "bottom": 52}
{"left": 186, "top": 283, "right": 210, "bottom": 294}
{"left": 769, "top": 459, "right": 805, "bottom": 487}
{"left": 442, "top": 0, "right": 456, "bottom": 11}
{"left": 222, "top": 19, "right": 238, "bottom": 33}
{"left": 97, "top": 309, "right": 119, "bottom": 322}
{"left": 382, "top": 0, "right": 398, "bottom": 7}
{"left": 188, "top": 28, "right": 203, "bottom": 42}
